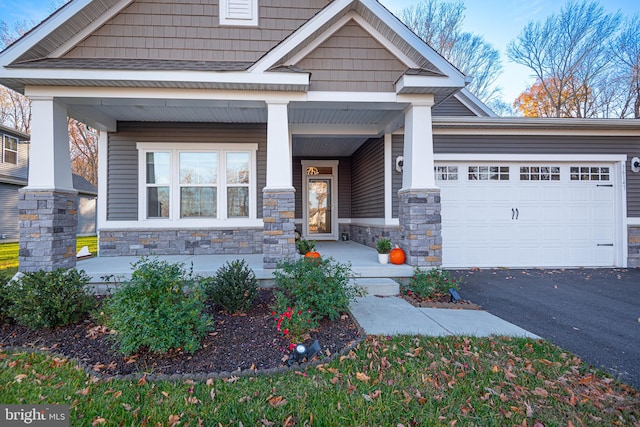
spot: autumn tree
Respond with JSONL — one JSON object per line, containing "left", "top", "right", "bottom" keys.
{"left": 1, "top": 14, "right": 98, "bottom": 185}
{"left": 508, "top": 1, "right": 623, "bottom": 118}
{"left": 398, "top": 0, "right": 503, "bottom": 105}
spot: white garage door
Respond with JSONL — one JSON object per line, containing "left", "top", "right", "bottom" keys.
{"left": 438, "top": 163, "right": 616, "bottom": 268}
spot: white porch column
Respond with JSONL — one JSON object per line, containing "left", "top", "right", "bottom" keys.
{"left": 265, "top": 101, "right": 293, "bottom": 190}
{"left": 28, "top": 97, "right": 74, "bottom": 191}
{"left": 401, "top": 99, "right": 436, "bottom": 190}
{"left": 263, "top": 101, "right": 296, "bottom": 268}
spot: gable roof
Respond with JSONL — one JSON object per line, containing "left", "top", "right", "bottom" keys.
{"left": 0, "top": 0, "right": 469, "bottom": 103}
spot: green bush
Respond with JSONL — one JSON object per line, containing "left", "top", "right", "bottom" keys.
{"left": 104, "top": 257, "right": 212, "bottom": 356}
{"left": 200, "top": 259, "right": 258, "bottom": 313}
{"left": 272, "top": 257, "right": 363, "bottom": 321}
{"left": 4, "top": 268, "right": 95, "bottom": 329}
{"left": 404, "top": 267, "right": 460, "bottom": 299}
{"left": 0, "top": 269, "right": 15, "bottom": 324}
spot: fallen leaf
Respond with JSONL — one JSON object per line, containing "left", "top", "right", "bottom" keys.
{"left": 267, "top": 395, "right": 287, "bottom": 408}
{"left": 76, "top": 387, "right": 90, "bottom": 396}
{"left": 532, "top": 387, "right": 548, "bottom": 398}
{"left": 210, "top": 389, "right": 216, "bottom": 402}
{"left": 356, "top": 372, "right": 370, "bottom": 382}
{"left": 14, "top": 374, "right": 28, "bottom": 383}
{"left": 491, "top": 365, "right": 500, "bottom": 373}
{"left": 168, "top": 414, "right": 181, "bottom": 427}
{"left": 113, "top": 391, "right": 122, "bottom": 399}
{"left": 206, "top": 378, "right": 215, "bottom": 386}
{"left": 92, "top": 418, "right": 107, "bottom": 426}
{"left": 138, "top": 374, "right": 147, "bottom": 386}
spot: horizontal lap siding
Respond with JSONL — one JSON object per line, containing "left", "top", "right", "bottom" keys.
{"left": 433, "top": 134, "right": 640, "bottom": 217}
{"left": 295, "top": 21, "right": 407, "bottom": 92}
{"left": 391, "top": 135, "right": 403, "bottom": 218}
{"left": 0, "top": 184, "right": 19, "bottom": 240}
{"left": 351, "top": 137, "right": 384, "bottom": 218}
{"left": 0, "top": 140, "right": 28, "bottom": 180}
{"left": 107, "top": 122, "right": 267, "bottom": 221}
{"left": 432, "top": 98, "right": 476, "bottom": 116}
{"left": 64, "top": 0, "right": 325, "bottom": 62}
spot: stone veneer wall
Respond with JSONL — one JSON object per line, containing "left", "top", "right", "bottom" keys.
{"left": 18, "top": 189, "right": 78, "bottom": 272}
{"left": 629, "top": 225, "right": 640, "bottom": 268}
{"left": 398, "top": 189, "right": 442, "bottom": 267}
{"left": 99, "top": 228, "right": 263, "bottom": 256}
{"left": 346, "top": 223, "right": 403, "bottom": 249}
{"left": 263, "top": 190, "right": 296, "bottom": 268}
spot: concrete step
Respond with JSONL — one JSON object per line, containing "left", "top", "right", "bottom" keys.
{"left": 353, "top": 277, "right": 399, "bottom": 297}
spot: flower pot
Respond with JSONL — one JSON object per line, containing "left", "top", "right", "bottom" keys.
{"left": 378, "top": 253, "right": 389, "bottom": 264}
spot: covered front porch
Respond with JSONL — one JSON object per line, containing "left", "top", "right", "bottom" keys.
{"left": 77, "top": 240, "right": 414, "bottom": 285}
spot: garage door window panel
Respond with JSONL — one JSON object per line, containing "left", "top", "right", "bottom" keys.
{"left": 570, "top": 166, "right": 610, "bottom": 181}
{"left": 468, "top": 166, "right": 509, "bottom": 181}
{"left": 520, "top": 166, "right": 560, "bottom": 181}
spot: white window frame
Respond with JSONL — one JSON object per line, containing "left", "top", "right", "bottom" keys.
{"left": 137, "top": 143, "right": 258, "bottom": 226}
{"left": 219, "top": 0, "right": 258, "bottom": 27}
{"left": 2, "top": 135, "right": 19, "bottom": 164}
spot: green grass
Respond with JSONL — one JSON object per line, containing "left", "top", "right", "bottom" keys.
{"left": 0, "top": 236, "right": 97, "bottom": 270}
{"left": 1, "top": 336, "right": 638, "bottom": 426}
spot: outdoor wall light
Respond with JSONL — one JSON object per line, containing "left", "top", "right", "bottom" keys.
{"left": 395, "top": 156, "right": 404, "bottom": 173}
{"left": 632, "top": 157, "right": 640, "bottom": 173}
{"left": 289, "top": 339, "right": 321, "bottom": 365}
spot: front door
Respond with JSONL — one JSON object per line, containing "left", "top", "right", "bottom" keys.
{"left": 302, "top": 160, "right": 338, "bottom": 240}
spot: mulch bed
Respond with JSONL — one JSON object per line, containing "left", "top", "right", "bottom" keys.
{"left": 0, "top": 289, "right": 361, "bottom": 377}
{"left": 400, "top": 292, "right": 482, "bottom": 310}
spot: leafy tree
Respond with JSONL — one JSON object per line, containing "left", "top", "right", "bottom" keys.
{"left": 398, "top": 0, "right": 503, "bottom": 105}
{"left": 1, "top": 14, "right": 98, "bottom": 185}
{"left": 612, "top": 15, "right": 640, "bottom": 118}
{"left": 508, "top": 1, "right": 622, "bottom": 118}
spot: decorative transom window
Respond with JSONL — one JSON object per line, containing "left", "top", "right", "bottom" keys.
{"left": 435, "top": 166, "right": 458, "bottom": 181}
{"left": 570, "top": 166, "right": 610, "bottom": 181}
{"left": 219, "top": 0, "right": 258, "bottom": 26}
{"left": 520, "top": 166, "right": 560, "bottom": 181}
{"left": 468, "top": 166, "right": 509, "bottom": 181}
{"left": 2, "top": 135, "right": 18, "bottom": 164}
{"left": 137, "top": 143, "right": 257, "bottom": 221}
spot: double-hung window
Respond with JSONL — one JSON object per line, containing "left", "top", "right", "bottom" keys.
{"left": 3, "top": 135, "right": 18, "bottom": 164}
{"left": 138, "top": 143, "right": 257, "bottom": 222}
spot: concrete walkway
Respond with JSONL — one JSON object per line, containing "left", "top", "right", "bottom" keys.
{"left": 349, "top": 295, "right": 539, "bottom": 338}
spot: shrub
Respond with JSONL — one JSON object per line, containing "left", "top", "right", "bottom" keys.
{"left": 200, "top": 259, "right": 258, "bottom": 313}
{"left": 104, "top": 257, "right": 212, "bottom": 355}
{"left": 272, "top": 304, "right": 318, "bottom": 345}
{"left": 4, "top": 268, "right": 95, "bottom": 329}
{"left": 0, "top": 269, "right": 15, "bottom": 324}
{"left": 295, "top": 239, "right": 315, "bottom": 255}
{"left": 376, "top": 237, "right": 391, "bottom": 254}
{"left": 404, "top": 267, "right": 460, "bottom": 299}
{"left": 273, "top": 257, "right": 363, "bottom": 321}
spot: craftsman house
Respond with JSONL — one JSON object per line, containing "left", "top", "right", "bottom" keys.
{"left": 0, "top": 124, "right": 97, "bottom": 242}
{"left": 0, "top": 0, "right": 639, "bottom": 272}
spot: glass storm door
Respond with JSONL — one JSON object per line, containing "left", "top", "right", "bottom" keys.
{"left": 307, "top": 178, "right": 332, "bottom": 236}
{"left": 302, "top": 160, "right": 339, "bottom": 240}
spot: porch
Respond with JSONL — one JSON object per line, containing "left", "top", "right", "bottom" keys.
{"left": 77, "top": 240, "right": 415, "bottom": 285}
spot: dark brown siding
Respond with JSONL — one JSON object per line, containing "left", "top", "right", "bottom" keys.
{"left": 351, "top": 137, "right": 384, "bottom": 218}
{"left": 107, "top": 122, "right": 267, "bottom": 220}
{"left": 432, "top": 134, "right": 640, "bottom": 217}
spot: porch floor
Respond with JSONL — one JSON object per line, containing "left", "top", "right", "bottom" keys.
{"left": 77, "top": 240, "right": 414, "bottom": 283}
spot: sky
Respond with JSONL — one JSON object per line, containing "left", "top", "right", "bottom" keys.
{"left": 2, "top": 0, "right": 640, "bottom": 107}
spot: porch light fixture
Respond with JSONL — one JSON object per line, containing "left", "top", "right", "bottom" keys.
{"left": 395, "top": 156, "right": 404, "bottom": 173}
{"left": 632, "top": 157, "right": 640, "bottom": 173}
{"left": 289, "top": 339, "right": 321, "bottom": 365}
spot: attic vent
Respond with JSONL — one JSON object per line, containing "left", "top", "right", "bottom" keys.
{"left": 220, "top": 0, "right": 258, "bottom": 27}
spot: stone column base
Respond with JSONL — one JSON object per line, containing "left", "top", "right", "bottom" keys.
{"left": 398, "top": 188, "right": 442, "bottom": 267}
{"left": 18, "top": 189, "right": 78, "bottom": 272}
{"left": 629, "top": 225, "right": 640, "bottom": 268}
{"left": 263, "top": 189, "right": 296, "bottom": 269}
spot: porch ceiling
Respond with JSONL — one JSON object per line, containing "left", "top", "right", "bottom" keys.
{"left": 62, "top": 97, "right": 406, "bottom": 157}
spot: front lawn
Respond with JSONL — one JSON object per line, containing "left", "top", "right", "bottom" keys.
{"left": 0, "top": 235, "right": 97, "bottom": 269}
{"left": 1, "top": 336, "right": 638, "bottom": 426}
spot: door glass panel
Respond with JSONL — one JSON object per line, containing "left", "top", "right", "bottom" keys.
{"left": 308, "top": 178, "right": 331, "bottom": 235}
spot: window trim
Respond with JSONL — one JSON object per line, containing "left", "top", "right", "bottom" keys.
{"left": 219, "top": 0, "right": 259, "bottom": 27}
{"left": 2, "top": 135, "right": 19, "bottom": 165}
{"left": 137, "top": 143, "right": 258, "bottom": 225}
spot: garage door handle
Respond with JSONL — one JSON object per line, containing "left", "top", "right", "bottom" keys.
{"left": 597, "top": 243, "right": 613, "bottom": 247}
{"left": 515, "top": 208, "right": 519, "bottom": 220}
{"left": 597, "top": 184, "right": 613, "bottom": 187}
{"left": 512, "top": 208, "right": 515, "bottom": 220}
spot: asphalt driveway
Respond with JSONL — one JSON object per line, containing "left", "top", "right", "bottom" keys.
{"left": 455, "top": 268, "right": 640, "bottom": 390}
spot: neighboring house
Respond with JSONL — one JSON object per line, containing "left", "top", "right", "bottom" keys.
{"left": 0, "top": 124, "right": 97, "bottom": 242}
{"left": 0, "top": 0, "right": 639, "bottom": 272}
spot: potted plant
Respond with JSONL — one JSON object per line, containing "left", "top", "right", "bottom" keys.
{"left": 296, "top": 238, "right": 316, "bottom": 256}
{"left": 376, "top": 237, "right": 391, "bottom": 264}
